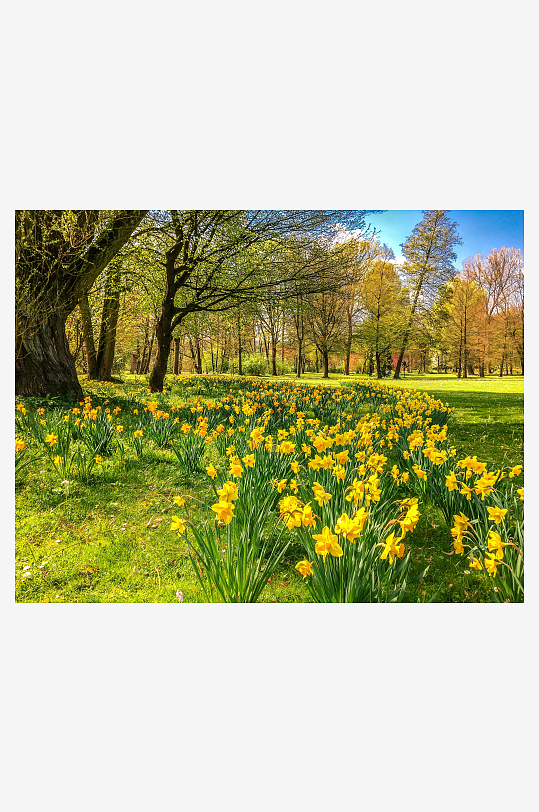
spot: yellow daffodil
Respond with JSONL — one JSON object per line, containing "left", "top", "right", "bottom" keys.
{"left": 295, "top": 560, "right": 314, "bottom": 579}
{"left": 279, "top": 496, "right": 304, "bottom": 530}
{"left": 45, "top": 433, "right": 58, "bottom": 446}
{"left": 380, "top": 532, "right": 405, "bottom": 565}
{"left": 487, "top": 530, "right": 507, "bottom": 559}
{"left": 301, "top": 503, "right": 316, "bottom": 528}
{"left": 334, "top": 449, "right": 350, "bottom": 465}
{"left": 229, "top": 460, "right": 243, "bottom": 478}
{"left": 211, "top": 501, "right": 235, "bottom": 524}
{"left": 445, "top": 471, "right": 459, "bottom": 491}
{"left": 217, "top": 481, "right": 239, "bottom": 502}
{"left": 453, "top": 536, "right": 465, "bottom": 555}
{"left": 312, "top": 482, "right": 331, "bottom": 506}
{"left": 399, "top": 503, "right": 421, "bottom": 537}
{"left": 460, "top": 483, "right": 473, "bottom": 500}
{"left": 173, "top": 496, "right": 186, "bottom": 507}
{"left": 517, "top": 487, "right": 524, "bottom": 501}
{"left": 484, "top": 554, "right": 500, "bottom": 576}
{"left": 308, "top": 454, "right": 323, "bottom": 471}
{"left": 15, "top": 439, "right": 25, "bottom": 452}
{"left": 279, "top": 495, "right": 301, "bottom": 514}
{"left": 487, "top": 506, "right": 507, "bottom": 525}
{"left": 345, "top": 478, "right": 365, "bottom": 505}
{"left": 312, "top": 526, "right": 343, "bottom": 560}
{"left": 334, "top": 511, "right": 366, "bottom": 542}
{"left": 469, "top": 555, "right": 483, "bottom": 571}
{"left": 206, "top": 463, "right": 217, "bottom": 479}
{"left": 508, "top": 465, "right": 522, "bottom": 478}
{"left": 242, "top": 454, "right": 255, "bottom": 468}
{"left": 474, "top": 473, "right": 497, "bottom": 500}
{"left": 291, "top": 460, "right": 300, "bottom": 474}
{"left": 133, "top": 429, "right": 144, "bottom": 439}
{"left": 279, "top": 440, "right": 296, "bottom": 454}
{"left": 170, "top": 516, "right": 186, "bottom": 533}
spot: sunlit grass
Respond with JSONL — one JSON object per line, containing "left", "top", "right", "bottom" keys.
{"left": 15, "top": 371, "right": 523, "bottom": 603}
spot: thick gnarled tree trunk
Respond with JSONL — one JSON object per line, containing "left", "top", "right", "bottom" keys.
{"left": 15, "top": 210, "right": 147, "bottom": 397}
{"left": 16, "top": 309, "right": 84, "bottom": 399}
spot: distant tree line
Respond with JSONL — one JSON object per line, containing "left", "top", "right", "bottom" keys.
{"left": 16, "top": 209, "right": 524, "bottom": 398}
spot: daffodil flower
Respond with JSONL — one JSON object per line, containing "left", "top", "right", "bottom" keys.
{"left": 380, "top": 532, "right": 405, "bottom": 565}
{"left": 312, "top": 526, "right": 343, "bottom": 560}
{"left": 487, "top": 506, "right": 507, "bottom": 525}
{"left": 295, "top": 560, "right": 314, "bottom": 579}
{"left": 211, "top": 501, "right": 234, "bottom": 525}
{"left": 170, "top": 516, "right": 186, "bottom": 534}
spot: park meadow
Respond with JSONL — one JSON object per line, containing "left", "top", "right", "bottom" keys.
{"left": 15, "top": 371, "right": 523, "bottom": 603}
{"left": 15, "top": 210, "right": 524, "bottom": 603}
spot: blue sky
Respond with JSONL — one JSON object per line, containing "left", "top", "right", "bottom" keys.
{"left": 363, "top": 210, "right": 524, "bottom": 267}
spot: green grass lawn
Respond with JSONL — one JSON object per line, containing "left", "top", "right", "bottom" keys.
{"left": 15, "top": 372, "right": 523, "bottom": 603}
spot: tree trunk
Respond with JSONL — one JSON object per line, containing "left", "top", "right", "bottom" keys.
{"left": 321, "top": 348, "right": 329, "bottom": 378}
{"left": 96, "top": 265, "right": 121, "bottom": 380}
{"left": 78, "top": 293, "right": 98, "bottom": 379}
{"left": 375, "top": 351, "right": 382, "bottom": 379}
{"left": 271, "top": 339, "right": 277, "bottom": 376}
{"left": 138, "top": 316, "right": 150, "bottom": 374}
{"left": 196, "top": 337, "right": 202, "bottom": 374}
{"left": 237, "top": 313, "right": 243, "bottom": 376}
{"left": 344, "top": 313, "right": 353, "bottom": 375}
{"left": 16, "top": 309, "right": 84, "bottom": 399}
{"left": 148, "top": 320, "right": 172, "bottom": 391}
{"left": 144, "top": 332, "right": 155, "bottom": 374}
{"left": 173, "top": 338, "right": 181, "bottom": 375}
{"left": 393, "top": 350, "right": 405, "bottom": 379}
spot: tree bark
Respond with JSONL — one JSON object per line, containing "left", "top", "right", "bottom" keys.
{"left": 96, "top": 265, "right": 121, "bottom": 380}
{"left": 271, "top": 340, "right": 278, "bottom": 376}
{"left": 196, "top": 336, "right": 202, "bottom": 374}
{"left": 144, "top": 331, "right": 155, "bottom": 374}
{"left": 173, "top": 338, "right": 181, "bottom": 375}
{"left": 16, "top": 309, "right": 84, "bottom": 399}
{"left": 321, "top": 348, "right": 329, "bottom": 378}
{"left": 344, "top": 312, "right": 353, "bottom": 375}
{"left": 375, "top": 351, "right": 382, "bottom": 379}
{"left": 138, "top": 317, "right": 150, "bottom": 374}
{"left": 78, "top": 293, "right": 98, "bottom": 379}
{"left": 149, "top": 321, "right": 171, "bottom": 390}
{"left": 237, "top": 313, "right": 243, "bottom": 376}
